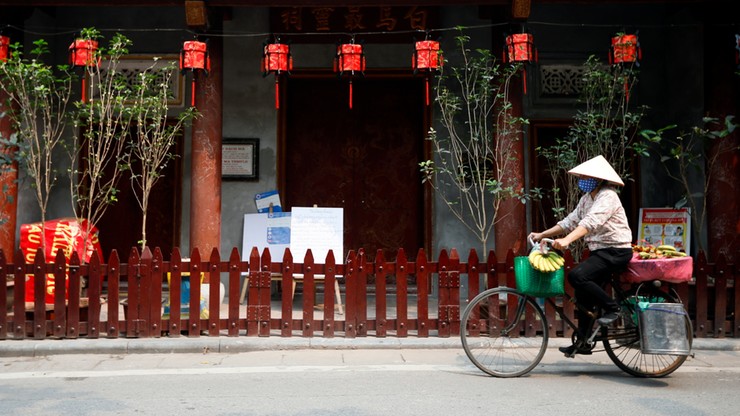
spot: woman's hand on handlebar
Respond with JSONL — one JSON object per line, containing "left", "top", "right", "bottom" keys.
{"left": 528, "top": 232, "right": 544, "bottom": 243}
{"left": 552, "top": 239, "right": 569, "bottom": 251}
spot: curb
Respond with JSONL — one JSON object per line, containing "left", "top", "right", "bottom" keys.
{"left": 0, "top": 337, "right": 464, "bottom": 357}
{"left": 1, "top": 337, "right": 738, "bottom": 357}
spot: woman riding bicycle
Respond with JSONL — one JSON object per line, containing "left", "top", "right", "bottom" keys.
{"left": 529, "top": 155, "right": 633, "bottom": 357}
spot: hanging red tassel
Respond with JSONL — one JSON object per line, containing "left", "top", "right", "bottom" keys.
{"left": 624, "top": 80, "right": 630, "bottom": 102}
{"left": 522, "top": 68, "right": 527, "bottom": 95}
{"left": 349, "top": 79, "right": 354, "bottom": 109}
{"left": 191, "top": 79, "right": 197, "bottom": 107}
{"left": 275, "top": 78, "right": 280, "bottom": 109}
{"left": 425, "top": 77, "right": 430, "bottom": 106}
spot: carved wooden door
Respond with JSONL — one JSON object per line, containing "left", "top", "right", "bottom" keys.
{"left": 284, "top": 75, "right": 426, "bottom": 259}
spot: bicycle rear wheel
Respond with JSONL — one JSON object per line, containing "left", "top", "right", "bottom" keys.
{"left": 602, "top": 283, "right": 692, "bottom": 377}
{"left": 461, "top": 287, "right": 548, "bottom": 377}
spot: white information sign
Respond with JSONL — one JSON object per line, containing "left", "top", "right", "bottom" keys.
{"left": 290, "top": 207, "right": 344, "bottom": 263}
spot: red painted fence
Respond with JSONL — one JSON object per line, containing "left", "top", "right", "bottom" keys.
{"left": 0, "top": 246, "right": 737, "bottom": 340}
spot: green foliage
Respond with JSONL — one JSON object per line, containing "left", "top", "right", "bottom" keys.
{"left": 535, "top": 55, "right": 649, "bottom": 259}
{"left": 0, "top": 37, "right": 75, "bottom": 249}
{"left": 126, "top": 59, "right": 198, "bottom": 249}
{"left": 537, "top": 56, "right": 648, "bottom": 212}
{"left": 419, "top": 33, "right": 534, "bottom": 253}
{"left": 640, "top": 115, "right": 738, "bottom": 252}
{"left": 65, "top": 28, "right": 196, "bottom": 250}
{"left": 68, "top": 28, "right": 139, "bottom": 243}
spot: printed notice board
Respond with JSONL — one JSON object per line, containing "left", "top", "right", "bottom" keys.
{"left": 637, "top": 208, "right": 691, "bottom": 254}
{"left": 290, "top": 207, "right": 344, "bottom": 263}
{"left": 241, "top": 212, "right": 291, "bottom": 262}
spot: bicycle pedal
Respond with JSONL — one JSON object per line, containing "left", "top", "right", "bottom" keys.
{"left": 597, "top": 311, "right": 619, "bottom": 326}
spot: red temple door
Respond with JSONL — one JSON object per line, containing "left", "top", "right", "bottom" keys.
{"left": 283, "top": 75, "right": 427, "bottom": 258}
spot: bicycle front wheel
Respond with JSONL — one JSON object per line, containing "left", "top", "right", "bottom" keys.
{"left": 461, "top": 287, "right": 548, "bottom": 378}
{"left": 602, "top": 283, "right": 692, "bottom": 378}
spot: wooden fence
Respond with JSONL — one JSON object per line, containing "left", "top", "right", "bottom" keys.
{"left": 0, "top": 246, "right": 737, "bottom": 340}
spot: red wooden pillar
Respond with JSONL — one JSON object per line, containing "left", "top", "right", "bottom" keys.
{"left": 496, "top": 4, "right": 530, "bottom": 260}
{"left": 0, "top": 90, "right": 18, "bottom": 255}
{"left": 189, "top": 35, "right": 222, "bottom": 280}
{"left": 494, "top": 73, "right": 527, "bottom": 259}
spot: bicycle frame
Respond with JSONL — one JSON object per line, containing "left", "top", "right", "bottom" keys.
{"left": 543, "top": 276, "right": 652, "bottom": 350}
{"left": 544, "top": 295, "right": 612, "bottom": 352}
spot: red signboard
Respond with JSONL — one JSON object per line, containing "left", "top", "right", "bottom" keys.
{"left": 20, "top": 218, "right": 103, "bottom": 304}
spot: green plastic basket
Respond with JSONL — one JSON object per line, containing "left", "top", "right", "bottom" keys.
{"left": 514, "top": 256, "right": 565, "bottom": 297}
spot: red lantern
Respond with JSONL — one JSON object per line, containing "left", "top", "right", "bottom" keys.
{"left": 609, "top": 33, "right": 641, "bottom": 101}
{"left": 262, "top": 41, "right": 293, "bottom": 109}
{"left": 505, "top": 33, "right": 535, "bottom": 63}
{"left": 0, "top": 35, "right": 10, "bottom": 62}
{"left": 69, "top": 39, "right": 99, "bottom": 67}
{"left": 180, "top": 40, "right": 210, "bottom": 107}
{"left": 504, "top": 33, "right": 537, "bottom": 94}
{"left": 334, "top": 42, "right": 365, "bottom": 109}
{"left": 412, "top": 40, "right": 443, "bottom": 106}
{"left": 69, "top": 38, "right": 99, "bottom": 102}
{"left": 610, "top": 34, "right": 641, "bottom": 65}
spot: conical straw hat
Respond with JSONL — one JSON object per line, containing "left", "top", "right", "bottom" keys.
{"left": 567, "top": 155, "right": 624, "bottom": 186}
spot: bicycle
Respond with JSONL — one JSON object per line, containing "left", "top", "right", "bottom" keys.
{"left": 460, "top": 239, "right": 693, "bottom": 378}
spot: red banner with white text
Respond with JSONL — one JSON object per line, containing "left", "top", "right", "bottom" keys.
{"left": 20, "top": 218, "right": 103, "bottom": 304}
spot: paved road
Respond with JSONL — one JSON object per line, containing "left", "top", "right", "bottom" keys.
{"left": 1, "top": 339, "right": 739, "bottom": 415}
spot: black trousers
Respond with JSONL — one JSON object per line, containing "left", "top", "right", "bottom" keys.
{"left": 568, "top": 247, "right": 634, "bottom": 320}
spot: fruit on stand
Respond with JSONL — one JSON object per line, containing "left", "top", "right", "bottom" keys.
{"left": 529, "top": 249, "right": 565, "bottom": 272}
{"left": 632, "top": 243, "right": 687, "bottom": 260}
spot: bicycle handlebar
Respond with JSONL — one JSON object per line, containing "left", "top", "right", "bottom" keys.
{"left": 529, "top": 236, "right": 555, "bottom": 255}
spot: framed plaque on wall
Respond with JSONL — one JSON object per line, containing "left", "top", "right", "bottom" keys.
{"left": 222, "top": 138, "right": 259, "bottom": 180}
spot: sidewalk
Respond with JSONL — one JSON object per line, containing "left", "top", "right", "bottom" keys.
{"left": 2, "top": 336, "right": 739, "bottom": 357}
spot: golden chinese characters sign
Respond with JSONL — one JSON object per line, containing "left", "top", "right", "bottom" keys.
{"left": 270, "top": 6, "right": 436, "bottom": 40}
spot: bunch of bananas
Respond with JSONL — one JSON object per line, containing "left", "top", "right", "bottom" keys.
{"left": 659, "top": 245, "right": 687, "bottom": 257}
{"left": 528, "top": 249, "right": 564, "bottom": 272}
